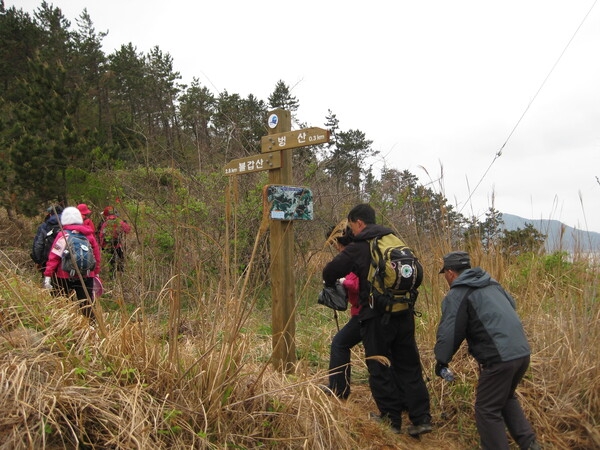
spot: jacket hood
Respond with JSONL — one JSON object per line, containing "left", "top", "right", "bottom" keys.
{"left": 46, "top": 214, "right": 60, "bottom": 226}
{"left": 64, "top": 223, "right": 95, "bottom": 238}
{"left": 61, "top": 207, "right": 83, "bottom": 225}
{"left": 354, "top": 224, "right": 395, "bottom": 241}
{"left": 451, "top": 267, "right": 493, "bottom": 288}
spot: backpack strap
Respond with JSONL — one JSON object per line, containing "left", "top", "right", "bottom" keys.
{"left": 459, "top": 281, "right": 500, "bottom": 305}
{"left": 368, "top": 236, "right": 389, "bottom": 310}
{"left": 61, "top": 230, "right": 76, "bottom": 277}
{"left": 460, "top": 286, "right": 477, "bottom": 304}
{"left": 369, "top": 237, "right": 386, "bottom": 288}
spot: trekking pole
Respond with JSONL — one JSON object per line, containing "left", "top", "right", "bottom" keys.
{"left": 439, "top": 378, "right": 447, "bottom": 420}
{"left": 333, "top": 310, "right": 340, "bottom": 331}
{"left": 418, "top": 354, "right": 449, "bottom": 423}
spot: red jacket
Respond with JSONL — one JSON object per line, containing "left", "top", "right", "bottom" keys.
{"left": 44, "top": 224, "right": 101, "bottom": 278}
{"left": 99, "top": 215, "right": 131, "bottom": 249}
{"left": 343, "top": 272, "right": 361, "bottom": 316}
{"left": 82, "top": 217, "right": 96, "bottom": 234}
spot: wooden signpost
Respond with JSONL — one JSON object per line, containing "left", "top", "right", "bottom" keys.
{"left": 266, "top": 110, "right": 295, "bottom": 373}
{"left": 224, "top": 152, "right": 281, "bottom": 176}
{"left": 224, "top": 109, "right": 329, "bottom": 373}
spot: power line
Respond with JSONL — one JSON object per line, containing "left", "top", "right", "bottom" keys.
{"left": 459, "top": 0, "right": 598, "bottom": 214}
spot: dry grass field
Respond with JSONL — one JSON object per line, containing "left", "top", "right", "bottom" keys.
{"left": 0, "top": 210, "right": 598, "bottom": 449}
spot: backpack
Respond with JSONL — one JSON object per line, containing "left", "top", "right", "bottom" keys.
{"left": 42, "top": 225, "right": 62, "bottom": 264}
{"left": 318, "top": 280, "right": 348, "bottom": 311}
{"left": 32, "top": 223, "right": 61, "bottom": 265}
{"left": 367, "top": 233, "right": 423, "bottom": 318}
{"left": 100, "top": 217, "right": 125, "bottom": 249}
{"left": 61, "top": 230, "right": 96, "bottom": 277}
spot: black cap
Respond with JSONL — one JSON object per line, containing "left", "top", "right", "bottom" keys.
{"left": 46, "top": 205, "right": 63, "bottom": 215}
{"left": 439, "top": 251, "right": 471, "bottom": 274}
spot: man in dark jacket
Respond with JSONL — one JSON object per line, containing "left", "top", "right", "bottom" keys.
{"left": 435, "top": 251, "right": 540, "bottom": 450}
{"left": 31, "top": 205, "right": 63, "bottom": 277}
{"left": 323, "top": 204, "right": 431, "bottom": 436}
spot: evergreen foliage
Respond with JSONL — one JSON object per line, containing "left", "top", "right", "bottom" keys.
{"left": 268, "top": 79, "right": 299, "bottom": 113}
{"left": 0, "top": 2, "right": 544, "bottom": 255}
{"left": 501, "top": 223, "right": 546, "bottom": 257}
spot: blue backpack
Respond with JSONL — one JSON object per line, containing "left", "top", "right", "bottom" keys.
{"left": 61, "top": 230, "right": 96, "bottom": 277}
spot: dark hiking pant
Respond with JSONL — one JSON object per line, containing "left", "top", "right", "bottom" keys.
{"left": 55, "top": 277, "right": 96, "bottom": 322}
{"left": 475, "top": 355, "right": 537, "bottom": 450}
{"left": 361, "top": 310, "right": 431, "bottom": 428}
{"left": 328, "top": 315, "right": 362, "bottom": 398}
{"left": 106, "top": 246, "right": 126, "bottom": 275}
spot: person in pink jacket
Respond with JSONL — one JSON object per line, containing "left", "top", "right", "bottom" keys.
{"left": 44, "top": 206, "right": 101, "bottom": 321}
{"left": 77, "top": 203, "right": 96, "bottom": 234}
{"left": 323, "top": 228, "right": 363, "bottom": 399}
{"left": 99, "top": 206, "right": 132, "bottom": 276}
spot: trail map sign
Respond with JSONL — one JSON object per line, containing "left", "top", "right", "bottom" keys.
{"left": 265, "top": 185, "right": 313, "bottom": 221}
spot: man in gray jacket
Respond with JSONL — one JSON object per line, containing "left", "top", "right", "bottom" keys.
{"left": 434, "top": 251, "right": 540, "bottom": 450}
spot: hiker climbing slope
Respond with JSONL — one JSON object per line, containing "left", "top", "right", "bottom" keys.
{"left": 43, "top": 207, "right": 101, "bottom": 321}
{"left": 99, "top": 206, "right": 131, "bottom": 276}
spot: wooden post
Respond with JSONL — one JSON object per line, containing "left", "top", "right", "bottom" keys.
{"left": 225, "top": 111, "right": 328, "bottom": 373}
{"left": 267, "top": 109, "right": 296, "bottom": 372}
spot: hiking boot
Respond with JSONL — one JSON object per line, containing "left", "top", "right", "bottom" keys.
{"left": 528, "top": 440, "right": 542, "bottom": 450}
{"left": 369, "top": 412, "right": 401, "bottom": 434}
{"left": 407, "top": 422, "right": 432, "bottom": 437}
{"left": 318, "top": 384, "right": 334, "bottom": 396}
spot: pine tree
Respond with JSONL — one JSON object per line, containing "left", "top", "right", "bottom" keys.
{"left": 0, "top": 3, "right": 42, "bottom": 99}
{"left": 144, "top": 46, "right": 182, "bottom": 164}
{"left": 9, "top": 57, "right": 80, "bottom": 215}
{"left": 268, "top": 80, "right": 299, "bottom": 114}
{"left": 107, "top": 43, "right": 147, "bottom": 128}
{"left": 0, "top": 3, "right": 43, "bottom": 215}
{"left": 71, "top": 9, "right": 108, "bottom": 136}
{"left": 178, "top": 78, "right": 216, "bottom": 171}
{"left": 500, "top": 223, "right": 546, "bottom": 257}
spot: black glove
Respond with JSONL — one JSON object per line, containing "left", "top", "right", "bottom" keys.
{"left": 435, "top": 361, "right": 448, "bottom": 378}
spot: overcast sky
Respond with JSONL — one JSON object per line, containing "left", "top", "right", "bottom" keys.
{"left": 13, "top": 1, "right": 600, "bottom": 233}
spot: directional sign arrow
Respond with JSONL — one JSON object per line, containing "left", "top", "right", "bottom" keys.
{"left": 261, "top": 127, "right": 330, "bottom": 153}
{"left": 224, "top": 152, "right": 281, "bottom": 176}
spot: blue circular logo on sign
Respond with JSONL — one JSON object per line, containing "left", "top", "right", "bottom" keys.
{"left": 268, "top": 113, "right": 279, "bottom": 129}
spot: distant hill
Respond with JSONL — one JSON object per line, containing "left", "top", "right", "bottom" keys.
{"left": 501, "top": 213, "right": 600, "bottom": 253}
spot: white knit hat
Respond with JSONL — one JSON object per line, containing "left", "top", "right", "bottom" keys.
{"left": 61, "top": 206, "right": 83, "bottom": 225}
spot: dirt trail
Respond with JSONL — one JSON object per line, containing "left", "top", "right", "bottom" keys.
{"left": 339, "top": 385, "right": 468, "bottom": 449}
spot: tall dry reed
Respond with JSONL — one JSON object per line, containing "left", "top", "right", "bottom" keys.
{"left": 1, "top": 194, "right": 598, "bottom": 449}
